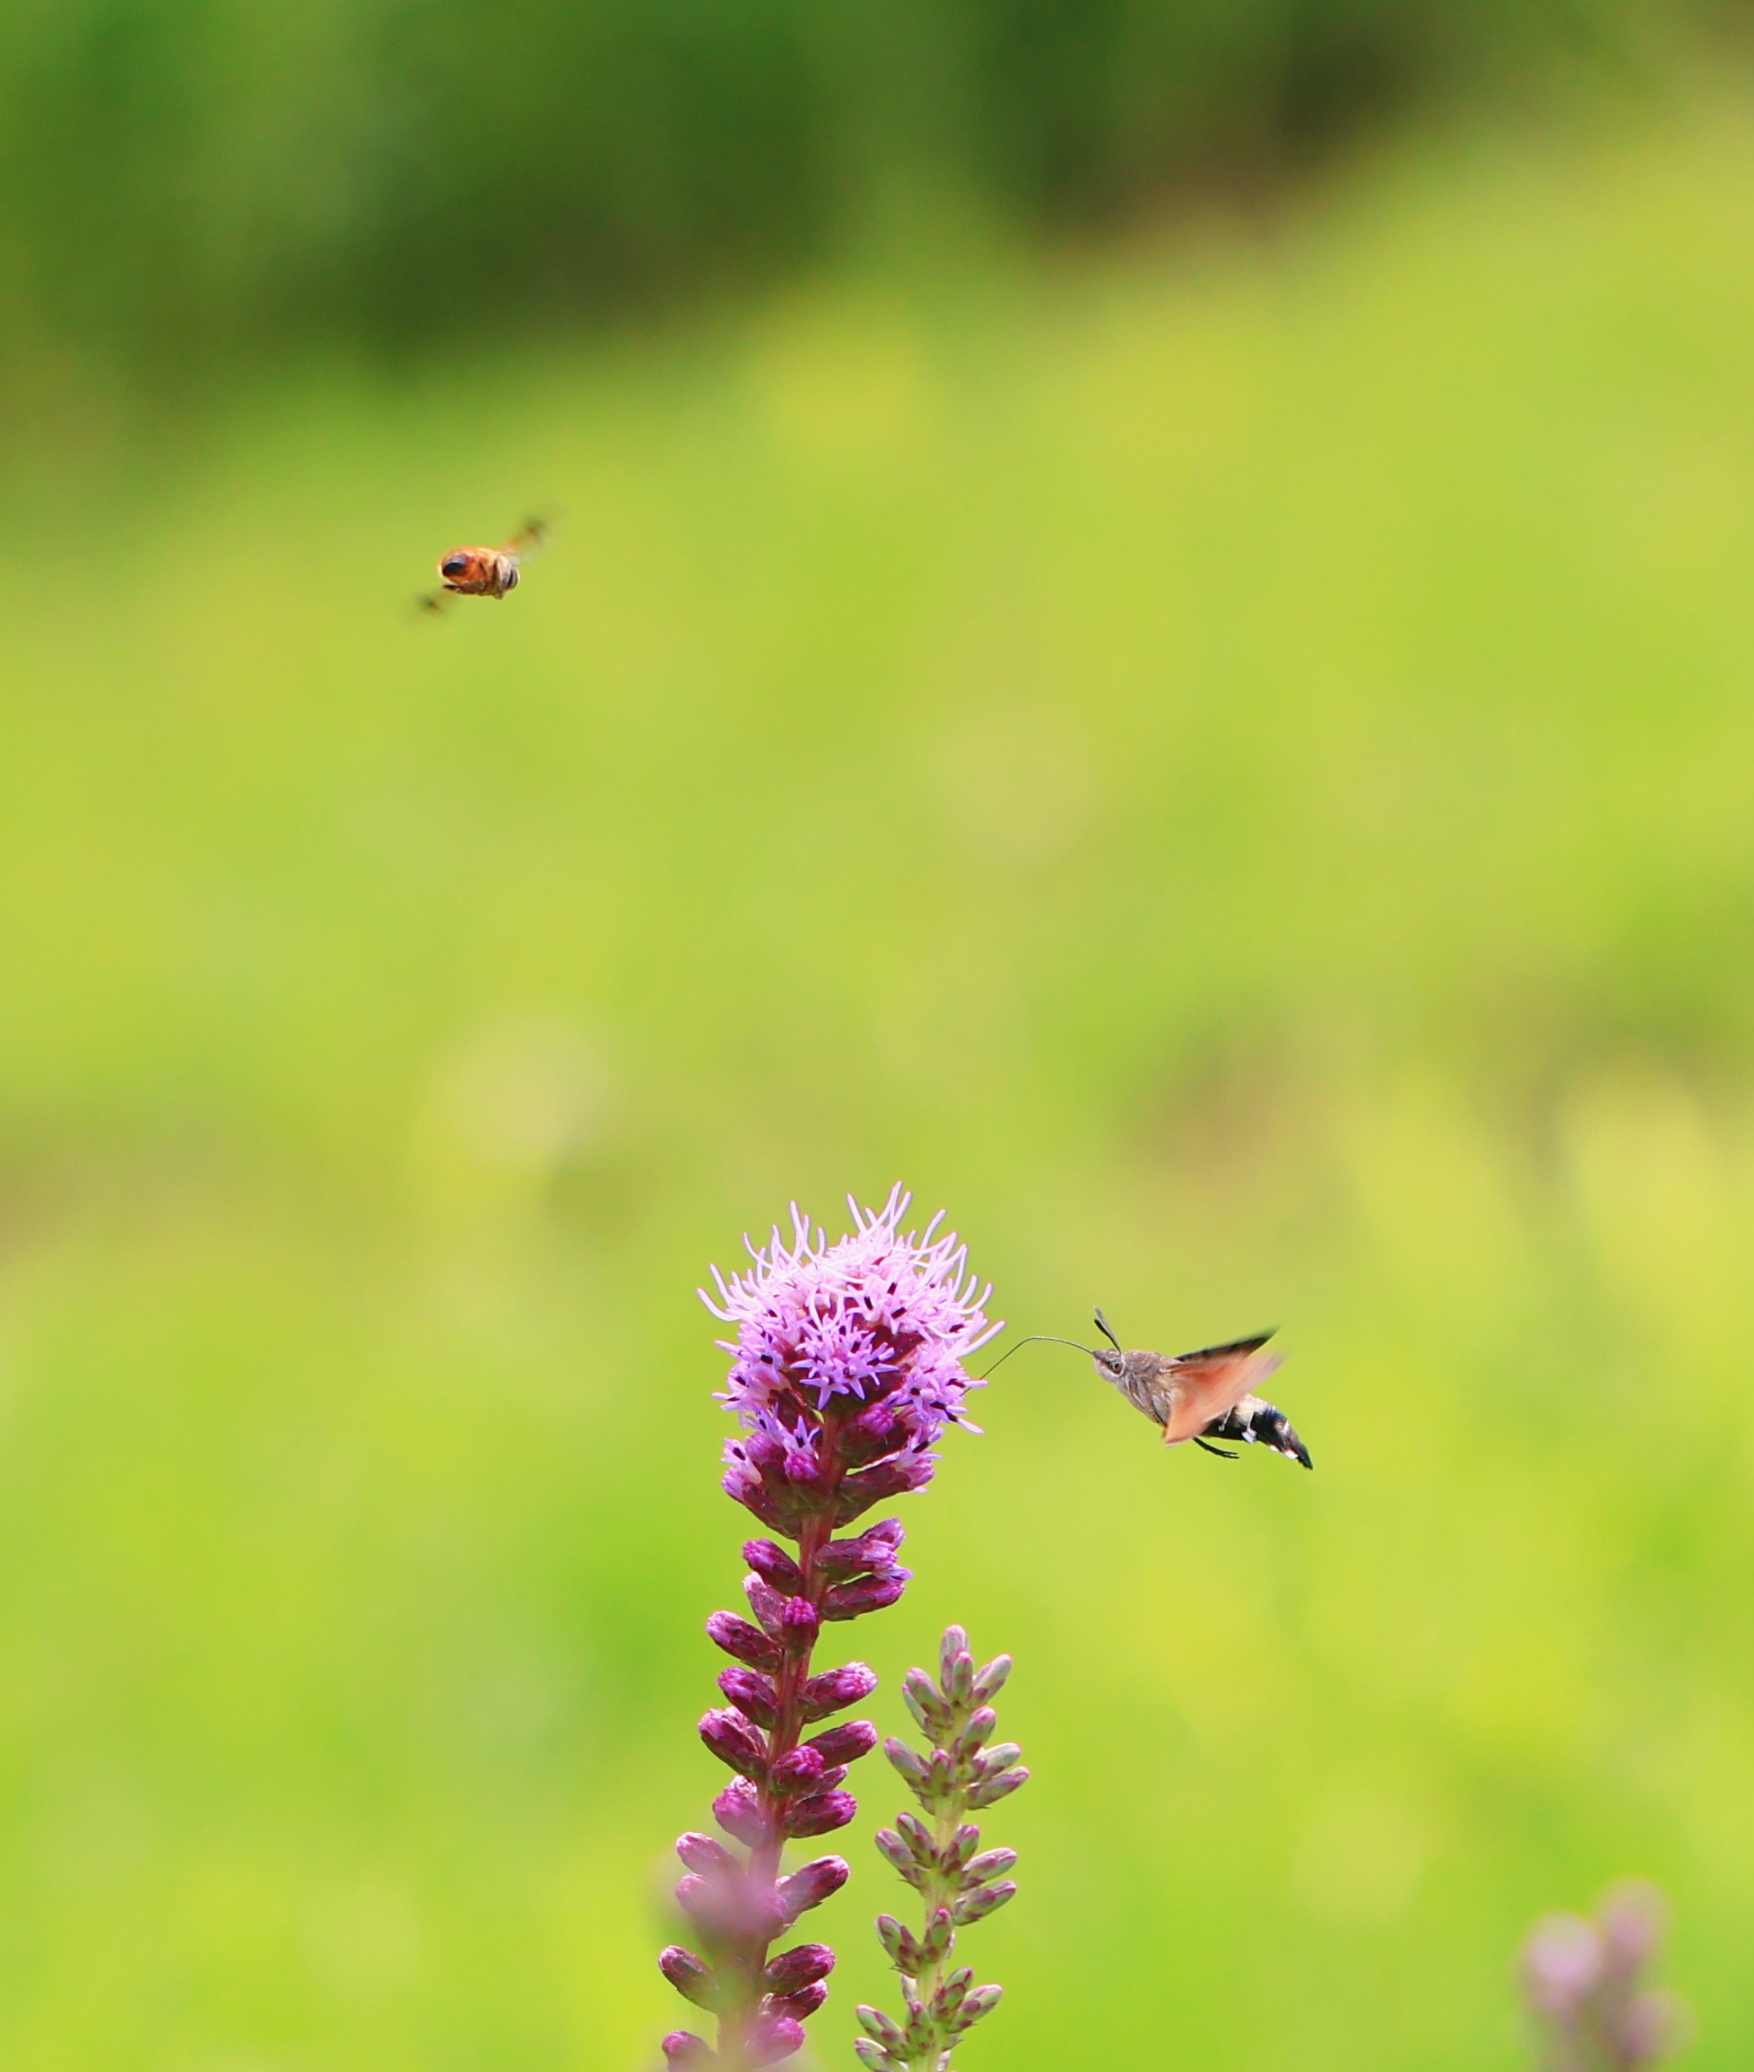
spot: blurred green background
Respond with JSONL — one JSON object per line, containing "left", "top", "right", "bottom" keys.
{"left": 5, "top": 4, "right": 1754, "bottom": 2069}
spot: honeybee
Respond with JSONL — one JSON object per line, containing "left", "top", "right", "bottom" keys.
{"left": 417, "top": 518, "right": 548, "bottom": 615}
{"left": 988, "top": 1311, "right": 1312, "bottom": 1467}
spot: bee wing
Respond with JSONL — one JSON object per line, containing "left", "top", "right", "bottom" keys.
{"left": 500, "top": 513, "right": 557, "bottom": 559}
{"left": 1159, "top": 1333, "right": 1283, "bottom": 1443}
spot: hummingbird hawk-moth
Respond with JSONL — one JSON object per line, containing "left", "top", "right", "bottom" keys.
{"left": 989, "top": 1311, "right": 1312, "bottom": 1468}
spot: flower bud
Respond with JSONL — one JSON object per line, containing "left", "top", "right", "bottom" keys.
{"left": 964, "top": 1846, "right": 1018, "bottom": 1883}
{"left": 942, "top": 1824, "right": 979, "bottom": 1869}
{"left": 764, "top": 1943, "right": 836, "bottom": 1991}
{"left": 769, "top": 1746, "right": 825, "bottom": 1795}
{"left": 744, "top": 1573, "right": 787, "bottom": 1636}
{"left": 662, "top": 2029, "right": 715, "bottom": 2068}
{"left": 706, "top": 1611, "right": 783, "bottom": 1672}
{"left": 902, "top": 1668, "right": 951, "bottom": 1736}
{"left": 805, "top": 1719, "right": 878, "bottom": 1766}
{"left": 895, "top": 1811, "right": 934, "bottom": 1861}
{"left": 784, "top": 1789, "right": 857, "bottom": 1838}
{"left": 779, "top": 1596, "right": 820, "bottom": 1650}
{"left": 952, "top": 1984, "right": 1004, "bottom": 2033}
{"left": 930, "top": 1965, "right": 972, "bottom": 2023}
{"left": 951, "top": 1878, "right": 1017, "bottom": 1925}
{"left": 742, "top": 1539, "right": 805, "bottom": 1592}
{"left": 718, "top": 1666, "right": 780, "bottom": 1728}
{"left": 919, "top": 1905, "right": 955, "bottom": 1963}
{"left": 856, "top": 2007, "right": 907, "bottom": 2051}
{"left": 713, "top": 1778, "right": 774, "bottom": 1848}
{"left": 938, "top": 1625, "right": 968, "bottom": 1681}
{"left": 839, "top": 1401, "right": 909, "bottom": 1467}
{"left": 766, "top": 1980, "right": 829, "bottom": 2020}
{"left": 834, "top": 1455, "right": 933, "bottom": 1523}
{"left": 698, "top": 1708, "right": 768, "bottom": 1779}
{"left": 817, "top": 1520, "right": 906, "bottom": 1579}
{"left": 823, "top": 1573, "right": 909, "bottom": 1620}
{"left": 851, "top": 2042, "right": 895, "bottom": 2072}
{"left": 874, "top": 1828, "right": 930, "bottom": 1891}
{"left": 883, "top": 1736, "right": 929, "bottom": 1785}
{"left": 875, "top": 1914, "right": 921, "bottom": 1972}
{"left": 972, "top": 1653, "right": 1012, "bottom": 1700}
{"left": 776, "top": 1855, "right": 850, "bottom": 1924}
{"left": 659, "top": 1945, "right": 720, "bottom": 2011}
{"left": 953, "top": 1705, "right": 997, "bottom": 1756}
{"left": 676, "top": 1831, "right": 738, "bottom": 1876}
{"left": 965, "top": 1764, "right": 1029, "bottom": 1810}
{"left": 801, "top": 1661, "right": 878, "bottom": 1720}
{"left": 745, "top": 2014, "right": 807, "bottom": 2066}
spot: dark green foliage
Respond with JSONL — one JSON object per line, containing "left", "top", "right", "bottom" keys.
{"left": 0, "top": 0, "right": 1684, "bottom": 375}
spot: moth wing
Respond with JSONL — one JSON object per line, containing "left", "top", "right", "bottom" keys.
{"left": 1160, "top": 1333, "right": 1283, "bottom": 1443}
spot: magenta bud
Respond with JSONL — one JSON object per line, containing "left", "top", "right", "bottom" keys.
{"left": 745, "top": 1574, "right": 788, "bottom": 1635}
{"left": 744, "top": 1431, "right": 787, "bottom": 1476}
{"left": 776, "top": 1855, "right": 850, "bottom": 1923}
{"left": 745, "top": 2014, "right": 807, "bottom": 2066}
{"left": 764, "top": 1943, "right": 836, "bottom": 1991}
{"left": 676, "top": 1831, "right": 738, "bottom": 1876}
{"left": 778, "top": 1595, "right": 820, "bottom": 1649}
{"left": 718, "top": 1666, "right": 780, "bottom": 1728}
{"left": 699, "top": 1707, "right": 768, "bottom": 1779}
{"left": 662, "top": 2030, "right": 715, "bottom": 2068}
{"left": 707, "top": 1611, "right": 783, "bottom": 1673}
{"left": 817, "top": 1522, "right": 905, "bottom": 1579}
{"left": 743, "top": 1539, "right": 805, "bottom": 1592}
{"left": 770, "top": 1746, "right": 826, "bottom": 1795}
{"left": 659, "top": 1944, "right": 719, "bottom": 2011}
{"left": 805, "top": 1719, "right": 879, "bottom": 1766}
{"left": 766, "top": 1980, "right": 829, "bottom": 2020}
{"left": 785, "top": 1789, "right": 858, "bottom": 1838}
{"left": 801, "top": 1662, "right": 878, "bottom": 1720}
{"left": 713, "top": 1778, "right": 774, "bottom": 1848}
{"left": 833, "top": 1455, "right": 934, "bottom": 1523}
{"left": 823, "top": 1572, "right": 909, "bottom": 1620}
{"left": 839, "top": 1401, "right": 908, "bottom": 1466}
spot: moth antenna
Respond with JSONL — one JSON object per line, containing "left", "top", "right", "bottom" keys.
{"left": 1092, "top": 1307, "right": 1121, "bottom": 1351}
{"left": 977, "top": 1334, "right": 1100, "bottom": 1380}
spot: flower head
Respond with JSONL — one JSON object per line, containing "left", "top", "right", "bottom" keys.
{"left": 702, "top": 1188, "right": 1000, "bottom": 1534}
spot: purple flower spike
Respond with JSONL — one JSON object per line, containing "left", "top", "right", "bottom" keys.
{"left": 658, "top": 1193, "right": 998, "bottom": 2070}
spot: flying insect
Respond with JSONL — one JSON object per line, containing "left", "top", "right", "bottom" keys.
{"left": 986, "top": 1311, "right": 1312, "bottom": 1467}
{"left": 417, "top": 518, "right": 549, "bottom": 614}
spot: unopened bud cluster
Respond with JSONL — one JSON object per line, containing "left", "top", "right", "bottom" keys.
{"left": 659, "top": 1195, "right": 998, "bottom": 2072}
{"left": 857, "top": 1627, "right": 1026, "bottom": 2072}
{"left": 1521, "top": 1881, "right": 1689, "bottom": 2072}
